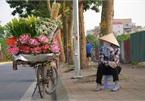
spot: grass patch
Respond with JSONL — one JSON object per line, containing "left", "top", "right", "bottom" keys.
{"left": 131, "top": 61, "right": 138, "bottom": 65}
{"left": 64, "top": 65, "right": 74, "bottom": 73}
{"left": 0, "top": 60, "right": 12, "bottom": 62}
{"left": 76, "top": 74, "right": 127, "bottom": 83}
{"left": 60, "top": 62, "right": 74, "bottom": 73}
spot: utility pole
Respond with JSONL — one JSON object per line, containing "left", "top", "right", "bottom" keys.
{"left": 71, "top": 0, "right": 83, "bottom": 79}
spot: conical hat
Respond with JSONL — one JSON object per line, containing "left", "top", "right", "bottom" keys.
{"left": 99, "top": 33, "right": 120, "bottom": 47}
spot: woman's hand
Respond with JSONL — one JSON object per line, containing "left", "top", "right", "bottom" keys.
{"left": 107, "top": 45, "right": 114, "bottom": 51}
{"left": 108, "top": 62, "right": 117, "bottom": 68}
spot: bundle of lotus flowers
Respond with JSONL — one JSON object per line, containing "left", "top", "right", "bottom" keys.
{"left": 6, "top": 34, "right": 60, "bottom": 55}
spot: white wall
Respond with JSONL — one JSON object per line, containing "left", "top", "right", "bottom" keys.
{"left": 112, "top": 24, "right": 123, "bottom": 35}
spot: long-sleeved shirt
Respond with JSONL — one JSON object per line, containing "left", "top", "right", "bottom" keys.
{"left": 99, "top": 46, "right": 121, "bottom": 67}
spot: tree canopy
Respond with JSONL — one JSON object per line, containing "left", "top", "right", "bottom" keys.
{"left": 6, "top": 0, "right": 102, "bottom": 18}
{"left": 83, "top": 0, "right": 102, "bottom": 12}
{"left": 0, "top": 26, "right": 4, "bottom": 37}
{"left": 86, "top": 34, "right": 99, "bottom": 48}
{"left": 116, "top": 34, "right": 130, "bottom": 41}
{"left": 6, "top": 0, "right": 51, "bottom": 18}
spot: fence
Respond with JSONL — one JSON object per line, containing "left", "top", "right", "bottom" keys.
{"left": 130, "top": 31, "right": 145, "bottom": 62}
{"left": 124, "top": 39, "right": 130, "bottom": 63}
{"left": 95, "top": 40, "right": 131, "bottom": 63}
{"left": 94, "top": 31, "right": 145, "bottom": 63}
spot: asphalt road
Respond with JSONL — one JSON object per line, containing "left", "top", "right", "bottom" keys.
{"left": 0, "top": 62, "right": 69, "bottom": 101}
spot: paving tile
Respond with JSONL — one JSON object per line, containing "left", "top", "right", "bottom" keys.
{"left": 60, "top": 63, "right": 145, "bottom": 101}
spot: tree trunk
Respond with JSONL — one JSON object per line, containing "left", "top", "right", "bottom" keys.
{"left": 100, "top": 0, "right": 114, "bottom": 46}
{"left": 100, "top": 0, "right": 114, "bottom": 36}
{"left": 79, "top": 2, "right": 87, "bottom": 69}
{"left": 56, "top": 30, "right": 65, "bottom": 62}
{"left": 47, "top": 0, "right": 52, "bottom": 13}
{"left": 62, "top": 1, "right": 68, "bottom": 63}
{"left": 68, "top": 1, "right": 74, "bottom": 65}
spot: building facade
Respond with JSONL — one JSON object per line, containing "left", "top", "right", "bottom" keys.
{"left": 86, "top": 29, "right": 94, "bottom": 36}
{"left": 87, "top": 18, "right": 145, "bottom": 38}
{"left": 112, "top": 22, "right": 124, "bottom": 36}
{"left": 113, "top": 19, "right": 132, "bottom": 26}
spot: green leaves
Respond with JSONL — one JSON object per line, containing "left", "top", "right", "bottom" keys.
{"left": 86, "top": 34, "right": 99, "bottom": 48}
{"left": 0, "top": 26, "right": 4, "bottom": 36}
{"left": 117, "top": 34, "right": 130, "bottom": 41}
{"left": 4, "top": 15, "right": 37, "bottom": 38}
{"left": 83, "top": 0, "right": 102, "bottom": 12}
{"left": 6, "top": 1, "right": 50, "bottom": 18}
{"left": 0, "top": 38, "right": 12, "bottom": 60}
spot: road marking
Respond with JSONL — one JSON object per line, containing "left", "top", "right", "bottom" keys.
{"left": 19, "top": 80, "right": 37, "bottom": 101}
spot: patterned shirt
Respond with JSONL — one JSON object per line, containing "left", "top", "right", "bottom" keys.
{"left": 99, "top": 46, "right": 121, "bottom": 67}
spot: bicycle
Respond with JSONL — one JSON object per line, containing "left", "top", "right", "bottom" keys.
{"left": 13, "top": 53, "right": 60, "bottom": 98}
{"left": 31, "top": 57, "right": 59, "bottom": 98}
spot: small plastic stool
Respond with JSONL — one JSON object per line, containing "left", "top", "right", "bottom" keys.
{"left": 104, "top": 75, "right": 115, "bottom": 90}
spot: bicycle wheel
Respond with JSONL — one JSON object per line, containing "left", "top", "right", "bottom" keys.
{"left": 45, "top": 67, "right": 58, "bottom": 94}
{"left": 37, "top": 65, "right": 45, "bottom": 98}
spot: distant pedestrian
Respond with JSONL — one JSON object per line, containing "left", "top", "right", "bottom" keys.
{"left": 86, "top": 40, "right": 93, "bottom": 65}
{"left": 95, "top": 33, "right": 122, "bottom": 92}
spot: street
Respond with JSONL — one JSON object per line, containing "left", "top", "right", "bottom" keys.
{"left": 0, "top": 62, "right": 69, "bottom": 101}
{"left": 1, "top": 61, "right": 145, "bottom": 101}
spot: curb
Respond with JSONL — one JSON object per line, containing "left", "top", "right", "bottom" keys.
{"left": 0, "top": 62, "right": 12, "bottom": 65}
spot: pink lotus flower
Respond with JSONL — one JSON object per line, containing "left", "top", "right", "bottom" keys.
{"left": 28, "top": 38, "right": 40, "bottom": 46}
{"left": 19, "top": 45, "right": 30, "bottom": 54}
{"left": 38, "top": 35, "right": 49, "bottom": 44}
{"left": 42, "top": 44, "right": 50, "bottom": 53}
{"left": 51, "top": 44, "right": 60, "bottom": 53}
{"left": 19, "top": 34, "right": 30, "bottom": 44}
{"left": 7, "top": 45, "right": 19, "bottom": 54}
{"left": 31, "top": 46, "right": 42, "bottom": 54}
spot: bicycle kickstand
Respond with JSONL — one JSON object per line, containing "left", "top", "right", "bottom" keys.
{"left": 31, "top": 83, "right": 38, "bottom": 97}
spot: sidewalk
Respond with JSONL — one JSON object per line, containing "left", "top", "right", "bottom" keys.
{"left": 59, "top": 63, "right": 145, "bottom": 101}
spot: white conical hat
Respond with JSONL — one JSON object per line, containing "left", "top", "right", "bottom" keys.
{"left": 99, "top": 33, "right": 120, "bottom": 47}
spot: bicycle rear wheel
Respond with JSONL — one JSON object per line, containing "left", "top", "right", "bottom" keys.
{"left": 37, "top": 65, "right": 45, "bottom": 98}
{"left": 45, "top": 67, "right": 58, "bottom": 94}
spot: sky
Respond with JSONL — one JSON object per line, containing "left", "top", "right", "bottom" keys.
{"left": 84, "top": 0, "right": 145, "bottom": 30}
{"left": 0, "top": 0, "right": 145, "bottom": 31}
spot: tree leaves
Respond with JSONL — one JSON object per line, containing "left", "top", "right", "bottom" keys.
{"left": 117, "top": 34, "right": 130, "bottom": 41}
{"left": 86, "top": 34, "right": 99, "bottom": 48}
{"left": 4, "top": 15, "right": 37, "bottom": 38}
{"left": 0, "top": 26, "right": 4, "bottom": 37}
{"left": 83, "top": 0, "right": 102, "bottom": 12}
{"left": 6, "top": 0, "right": 50, "bottom": 18}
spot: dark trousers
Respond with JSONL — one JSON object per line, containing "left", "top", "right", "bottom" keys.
{"left": 96, "top": 63, "right": 122, "bottom": 84}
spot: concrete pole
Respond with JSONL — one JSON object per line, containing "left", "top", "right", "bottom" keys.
{"left": 71, "top": 0, "right": 83, "bottom": 79}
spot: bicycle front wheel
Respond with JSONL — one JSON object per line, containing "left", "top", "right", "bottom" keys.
{"left": 45, "top": 67, "right": 58, "bottom": 94}
{"left": 37, "top": 65, "right": 45, "bottom": 98}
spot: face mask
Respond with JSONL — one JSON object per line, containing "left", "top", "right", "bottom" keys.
{"left": 103, "top": 42, "right": 111, "bottom": 48}
{"left": 103, "top": 42, "right": 111, "bottom": 57}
